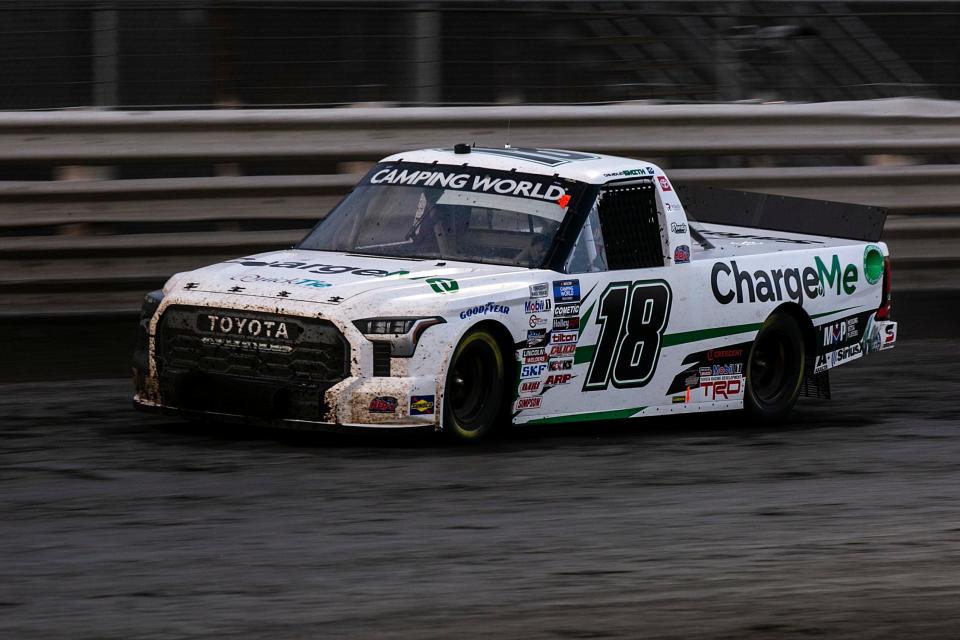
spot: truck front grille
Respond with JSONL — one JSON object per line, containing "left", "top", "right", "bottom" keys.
{"left": 157, "top": 305, "right": 349, "bottom": 384}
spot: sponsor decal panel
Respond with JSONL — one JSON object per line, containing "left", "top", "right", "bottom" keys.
{"left": 673, "top": 245, "right": 690, "bottom": 264}
{"left": 369, "top": 165, "right": 569, "bottom": 201}
{"left": 553, "top": 316, "right": 580, "bottom": 331}
{"left": 524, "top": 353, "right": 548, "bottom": 364}
{"left": 519, "top": 380, "right": 542, "bottom": 395}
{"left": 815, "top": 343, "right": 863, "bottom": 374}
{"left": 550, "top": 331, "right": 579, "bottom": 344}
{"left": 549, "top": 344, "right": 576, "bottom": 356}
{"left": 697, "top": 375, "right": 744, "bottom": 401}
{"left": 459, "top": 302, "right": 510, "bottom": 319}
{"left": 545, "top": 373, "right": 573, "bottom": 386}
{"left": 227, "top": 258, "right": 411, "bottom": 278}
{"left": 657, "top": 176, "right": 672, "bottom": 192}
{"left": 515, "top": 396, "right": 543, "bottom": 410}
{"left": 813, "top": 312, "right": 872, "bottom": 372}
{"left": 711, "top": 254, "right": 862, "bottom": 306}
{"left": 369, "top": 396, "right": 398, "bottom": 414}
{"left": 528, "top": 314, "right": 548, "bottom": 328}
{"left": 554, "top": 303, "right": 580, "bottom": 317}
{"left": 670, "top": 221, "right": 687, "bottom": 234}
{"left": 524, "top": 299, "right": 552, "bottom": 314}
{"left": 529, "top": 283, "right": 549, "bottom": 298}
{"left": 553, "top": 279, "right": 581, "bottom": 303}
{"left": 526, "top": 329, "right": 547, "bottom": 348}
{"left": 409, "top": 395, "right": 435, "bottom": 415}
{"left": 231, "top": 274, "right": 333, "bottom": 289}
{"left": 549, "top": 358, "right": 573, "bottom": 371}
{"left": 422, "top": 277, "right": 459, "bottom": 294}
{"left": 664, "top": 342, "right": 750, "bottom": 397}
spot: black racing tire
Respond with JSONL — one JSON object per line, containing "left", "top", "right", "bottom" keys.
{"left": 443, "top": 329, "right": 507, "bottom": 442}
{"left": 745, "top": 312, "right": 806, "bottom": 423}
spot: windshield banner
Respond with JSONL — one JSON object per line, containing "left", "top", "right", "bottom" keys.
{"left": 365, "top": 163, "right": 573, "bottom": 204}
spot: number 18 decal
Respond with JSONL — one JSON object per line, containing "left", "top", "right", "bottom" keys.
{"left": 584, "top": 280, "right": 672, "bottom": 390}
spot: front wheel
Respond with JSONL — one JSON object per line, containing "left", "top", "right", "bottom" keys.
{"left": 443, "top": 329, "right": 507, "bottom": 441}
{"left": 745, "top": 312, "right": 806, "bottom": 423}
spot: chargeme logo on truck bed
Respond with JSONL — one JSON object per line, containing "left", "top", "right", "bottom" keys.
{"left": 711, "top": 254, "right": 861, "bottom": 306}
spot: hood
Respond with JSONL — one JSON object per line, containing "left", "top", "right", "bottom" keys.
{"left": 163, "top": 249, "right": 519, "bottom": 307}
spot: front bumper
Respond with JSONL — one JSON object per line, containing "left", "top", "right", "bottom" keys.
{"left": 133, "top": 303, "right": 443, "bottom": 430}
{"left": 133, "top": 393, "right": 436, "bottom": 432}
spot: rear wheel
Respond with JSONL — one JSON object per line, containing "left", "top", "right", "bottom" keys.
{"left": 443, "top": 329, "right": 506, "bottom": 441}
{"left": 745, "top": 313, "right": 806, "bottom": 423}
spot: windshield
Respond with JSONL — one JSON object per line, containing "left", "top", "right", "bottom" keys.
{"left": 298, "top": 162, "right": 585, "bottom": 268}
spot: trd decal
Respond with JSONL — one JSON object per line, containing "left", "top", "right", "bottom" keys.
{"left": 583, "top": 280, "right": 672, "bottom": 391}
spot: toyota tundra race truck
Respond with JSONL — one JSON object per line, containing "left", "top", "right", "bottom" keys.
{"left": 133, "top": 145, "right": 898, "bottom": 440}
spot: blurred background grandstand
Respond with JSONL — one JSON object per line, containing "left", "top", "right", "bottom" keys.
{"left": 3, "top": 0, "right": 959, "bottom": 110}
{"left": 2, "top": 0, "right": 960, "bottom": 331}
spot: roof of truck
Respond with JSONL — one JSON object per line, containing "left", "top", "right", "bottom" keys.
{"left": 379, "top": 146, "right": 662, "bottom": 185}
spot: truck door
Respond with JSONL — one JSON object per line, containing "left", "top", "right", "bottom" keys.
{"left": 522, "top": 179, "right": 684, "bottom": 422}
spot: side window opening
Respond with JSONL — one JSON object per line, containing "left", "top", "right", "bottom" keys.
{"left": 564, "top": 200, "right": 608, "bottom": 273}
{"left": 596, "top": 180, "right": 664, "bottom": 269}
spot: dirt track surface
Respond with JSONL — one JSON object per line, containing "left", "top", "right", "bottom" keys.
{"left": 3, "top": 338, "right": 960, "bottom": 639}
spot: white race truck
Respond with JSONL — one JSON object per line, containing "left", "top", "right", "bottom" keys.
{"left": 133, "top": 146, "right": 897, "bottom": 440}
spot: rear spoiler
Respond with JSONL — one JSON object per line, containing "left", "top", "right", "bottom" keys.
{"left": 675, "top": 184, "right": 888, "bottom": 243}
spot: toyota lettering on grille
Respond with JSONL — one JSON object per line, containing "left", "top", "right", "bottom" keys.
{"left": 197, "top": 313, "right": 302, "bottom": 341}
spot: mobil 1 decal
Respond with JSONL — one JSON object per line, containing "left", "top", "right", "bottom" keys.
{"left": 583, "top": 280, "right": 672, "bottom": 391}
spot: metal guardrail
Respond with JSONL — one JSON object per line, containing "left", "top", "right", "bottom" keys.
{"left": 4, "top": 98, "right": 960, "bottom": 163}
{"left": 1, "top": 98, "right": 959, "bottom": 316}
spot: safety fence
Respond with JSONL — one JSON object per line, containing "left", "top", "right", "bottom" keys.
{"left": 1, "top": 97, "right": 959, "bottom": 316}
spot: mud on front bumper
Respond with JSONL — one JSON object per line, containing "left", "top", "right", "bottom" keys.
{"left": 133, "top": 304, "right": 440, "bottom": 430}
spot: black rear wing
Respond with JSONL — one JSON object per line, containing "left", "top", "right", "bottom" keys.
{"left": 675, "top": 184, "right": 887, "bottom": 243}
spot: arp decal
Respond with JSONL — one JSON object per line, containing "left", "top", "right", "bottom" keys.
{"left": 584, "top": 280, "right": 672, "bottom": 391}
